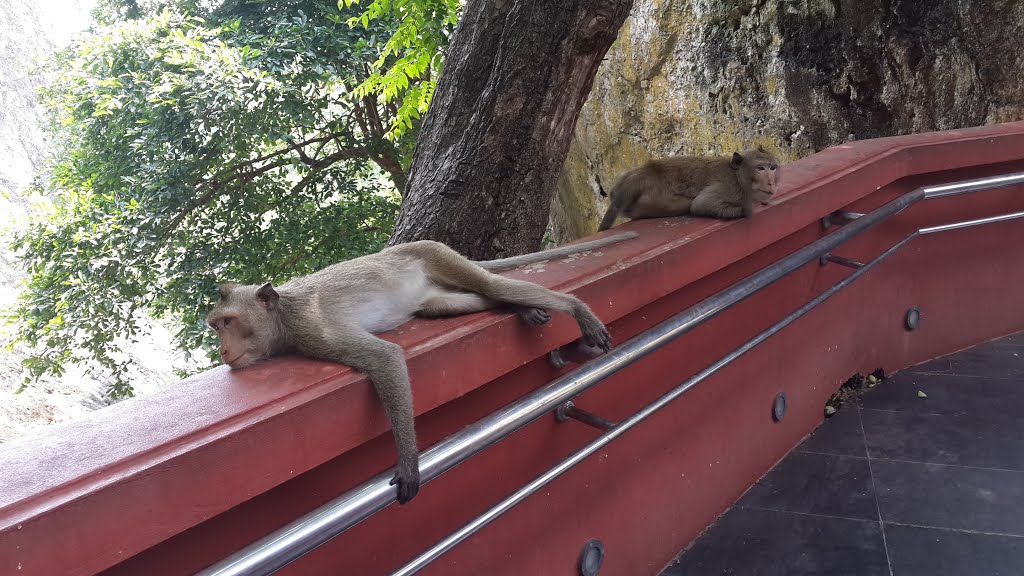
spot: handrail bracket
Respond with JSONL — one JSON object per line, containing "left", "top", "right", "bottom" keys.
{"left": 821, "top": 210, "right": 865, "bottom": 229}
{"left": 819, "top": 253, "right": 866, "bottom": 269}
{"left": 555, "top": 401, "right": 617, "bottom": 431}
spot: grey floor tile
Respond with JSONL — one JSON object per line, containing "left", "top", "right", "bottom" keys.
{"left": 659, "top": 507, "right": 889, "bottom": 576}
{"left": 861, "top": 408, "right": 1024, "bottom": 471}
{"left": 905, "top": 341, "right": 1024, "bottom": 379}
{"left": 738, "top": 452, "right": 877, "bottom": 521}
{"left": 885, "top": 523, "right": 1024, "bottom": 576}
{"left": 860, "top": 371, "right": 1024, "bottom": 416}
{"left": 904, "top": 355, "right": 953, "bottom": 375}
{"left": 986, "top": 331, "right": 1024, "bottom": 350}
{"left": 873, "top": 459, "right": 1024, "bottom": 536}
{"left": 944, "top": 345, "right": 1024, "bottom": 379}
{"left": 796, "top": 406, "right": 867, "bottom": 457}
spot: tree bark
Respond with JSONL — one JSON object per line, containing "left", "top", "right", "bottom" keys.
{"left": 388, "top": 0, "right": 633, "bottom": 259}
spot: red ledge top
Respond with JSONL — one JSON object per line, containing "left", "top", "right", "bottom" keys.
{"left": 4, "top": 121, "right": 1024, "bottom": 575}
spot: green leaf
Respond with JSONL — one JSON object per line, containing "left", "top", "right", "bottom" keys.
{"left": 7, "top": 0, "right": 417, "bottom": 396}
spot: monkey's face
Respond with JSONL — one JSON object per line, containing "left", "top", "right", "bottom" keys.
{"left": 206, "top": 282, "right": 281, "bottom": 369}
{"left": 741, "top": 149, "right": 781, "bottom": 204}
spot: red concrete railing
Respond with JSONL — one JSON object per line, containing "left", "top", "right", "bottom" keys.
{"left": 4, "top": 122, "right": 1024, "bottom": 576}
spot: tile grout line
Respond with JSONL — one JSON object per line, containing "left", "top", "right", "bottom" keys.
{"left": 857, "top": 402, "right": 894, "bottom": 576}
{"left": 735, "top": 503, "right": 880, "bottom": 524}
{"left": 793, "top": 449, "right": 1024, "bottom": 475}
{"left": 858, "top": 407, "right": 944, "bottom": 416}
{"left": 733, "top": 506, "right": 1024, "bottom": 541}
{"left": 884, "top": 520, "right": 1024, "bottom": 540}
{"left": 899, "top": 370, "right": 1019, "bottom": 380}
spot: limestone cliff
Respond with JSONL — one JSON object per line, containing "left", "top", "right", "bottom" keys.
{"left": 554, "top": 0, "right": 1024, "bottom": 240}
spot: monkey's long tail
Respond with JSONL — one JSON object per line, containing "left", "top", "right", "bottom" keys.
{"left": 597, "top": 203, "right": 622, "bottom": 232}
{"left": 476, "top": 231, "right": 638, "bottom": 271}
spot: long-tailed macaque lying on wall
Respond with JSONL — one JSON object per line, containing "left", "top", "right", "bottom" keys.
{"left": 599, "top": 147, "right": 781, "bottom": 231}
{"left": 206, "top": 232, "right": 637, "bottom": 504}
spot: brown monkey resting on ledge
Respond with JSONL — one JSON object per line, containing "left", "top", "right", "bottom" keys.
{"left": 598, "top": 147, "right": 781, "bottom": 231}
{"left": 205, "top": 232, "right": 636, "bottom": 504}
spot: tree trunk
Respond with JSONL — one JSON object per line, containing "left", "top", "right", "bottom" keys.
{"left": 388, "top": 0, "right": 633, "bottom": 259}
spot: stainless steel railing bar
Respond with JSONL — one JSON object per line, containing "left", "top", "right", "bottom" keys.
{"left": 921, "top": 173, "right": 1024, "bottom": 198}
{"left": 919, "top": 209, "right": 1024, "bottom": 235}
{"left": 391, "top": 234, "right": 917, "bottom": 576}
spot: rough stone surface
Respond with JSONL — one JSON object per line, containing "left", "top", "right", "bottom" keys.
{"left": 554, "top": 0, "right": 1024, "bottom": 239}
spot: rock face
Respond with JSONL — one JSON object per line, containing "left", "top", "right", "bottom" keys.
{"left": 553, "top": 0, "right": 1024, "bottom": 239}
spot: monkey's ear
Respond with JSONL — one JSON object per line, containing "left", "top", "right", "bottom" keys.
{"left": 218, "top": 283, "right": 237, "bottom": 300}
{"left": 256, "top": 282, "right": 280, "bottom": 310}
{"left": 730, "top": 152, "right": 744, "bottom": 168}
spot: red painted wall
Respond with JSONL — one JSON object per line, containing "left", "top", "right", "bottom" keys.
{"left": 3, "top": 123, "right": 1024, "bottom": 576}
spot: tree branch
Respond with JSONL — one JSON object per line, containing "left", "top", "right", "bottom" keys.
{"left": 371, "top": 151, "right": 408, "bottom": 195}
{"left": 161, "top": 145, "right": 372, "bottom": 241}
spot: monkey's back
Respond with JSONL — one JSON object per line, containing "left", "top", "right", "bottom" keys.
{"left": 607, "top": 155, "right": 736, "bottom": 221}
{"left": 642, "top": 155, "right": 735, "bottom": 198}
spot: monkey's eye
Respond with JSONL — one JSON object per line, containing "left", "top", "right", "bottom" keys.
{"left": 770, "top": 165, "right": 778, "bottom": 171}
{"left": 757, "top": 165, "right": 767, "bottom": 171}
{"left": 223, "top": 317, "right": 233, "bottom": 327}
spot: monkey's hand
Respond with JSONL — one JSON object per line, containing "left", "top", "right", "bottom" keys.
{"left": 580, "top": 318, "right": 612, "bottom": 353}
{"left": 517, "top": 307, "right": 551, "bottom": 326}
{"left": 390, "top": 457, "right": 421, "bottom": 505}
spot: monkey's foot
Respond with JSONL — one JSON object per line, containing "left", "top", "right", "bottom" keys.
{"left": 390, "top": 461, "right": 421, "bottom": 505}
{"left": 517, "top": 307, "right": 551, "bottom": 326}
{"left": 549, "top": 339, "right": 607, "bottom": 369}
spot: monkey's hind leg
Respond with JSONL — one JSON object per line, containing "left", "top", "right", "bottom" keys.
{"left": 411, "top": 242, "right": 612, "bottom": 351}
{"left": 418, "top": 292, "right": 493, "bottom": 316}
{"left": 418, "top": 291, "right": 551, "bottom": 326}
{"left": 689, "top": 184, "right": 745, "bottom": 219}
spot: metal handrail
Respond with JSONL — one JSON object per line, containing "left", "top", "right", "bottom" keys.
{"left": 199, "top": 172, "right": 1024, "bottom": 576}
{"left": 394, "top": 207, "right": 1024, "bottom": 575}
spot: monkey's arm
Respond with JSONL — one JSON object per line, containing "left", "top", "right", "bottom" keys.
{"left": 301, "top": 326, "right": 421, "bottom": 504}
{"left": 689, "top": 184, "right": 748, "bottom": 219}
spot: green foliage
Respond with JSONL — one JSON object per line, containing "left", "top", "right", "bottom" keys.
{"left": 4, "top": 1, "right": 412, "bottom": 397}
{"left": 340, "top": 0, "right": 461, "bottom": 137}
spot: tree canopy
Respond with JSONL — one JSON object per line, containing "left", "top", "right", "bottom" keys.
{"left": 5, "top": 0, "right": 622, "bottom": 399}
{"left": 5, "top": 0, "right": 455, "bottom": 396}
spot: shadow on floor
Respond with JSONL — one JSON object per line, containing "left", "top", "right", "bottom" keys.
{"left": 659, "top": 332, "right": 1024, "bottom": 576}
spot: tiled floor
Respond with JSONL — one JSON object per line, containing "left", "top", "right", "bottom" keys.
{"left": 659, "top": 333, "right": 1024, "bottom": 576}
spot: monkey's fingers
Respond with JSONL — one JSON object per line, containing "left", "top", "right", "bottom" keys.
{"left": 517, "top": 307, "right": 551, "bottom": 326}
{"left": 390, "top": 466, "right": 421, "bottom": 505}
{"left": 579, "top": 319, "right": 613, "bottom": 353}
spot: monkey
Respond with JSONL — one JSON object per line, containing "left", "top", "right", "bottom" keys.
{"left": 597, "top": 146, "right": 781, "bottom": 231}
{"left": 205, "top": 231, "right": 637, "bottom": 505}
